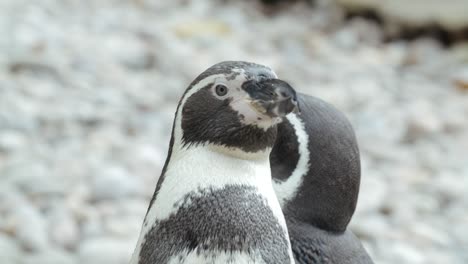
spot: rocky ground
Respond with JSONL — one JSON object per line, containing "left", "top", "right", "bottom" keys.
{"left": 1, "top": 0, "right": 468, "bottom": 263}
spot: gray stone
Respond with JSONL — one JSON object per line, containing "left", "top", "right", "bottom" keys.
{"left": 78, "top": 237, "right": 136, "bottom": 264}
{"left": 351, "top": 214, "right": 390, "bottom": 240}
{"left": 47, "top": 207, "right": 80, "bottom": 250}
{"left": 335, "top": 0, "right": 468, "bottom": 30}
{"left": 384, "top": 242, "right": 425, "bottom": 264}
{"left": 21, "top": 248, "right": 77, "bottom": 264}
{"left": 404, "top": 100, "right": 442, "bottom": 142}
{"left": 104, "top": 215, "right": 143, "bottom": 238}
{"left": 356, "top": 171, "right": 387, "bottom": 213}
{"left": 0, "top": 234, "right": 20, "bottom": 264}
{"left": 80, "top": 215, "right": 104, "bottom": 239}
{"left": 90, "top": 166, "right": 144, "bottom": 201}
{"left": 13, "top": 204, "right": 49, "bottom": 251}
{"left": 5, "top": 162, "right": 66, "bottom": 196}
{"left": 0, "top": 130, "right": 27, "bottom": 152}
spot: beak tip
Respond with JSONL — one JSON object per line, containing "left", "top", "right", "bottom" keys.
{"left": 246, "top": 78, "right": 300, "bottom": 118}
{"left": 294, "top": 106, "right": 301, "bottom": 114}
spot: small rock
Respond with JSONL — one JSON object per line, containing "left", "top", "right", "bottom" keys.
{"left": 47, "top": 207, "right": 80, "bottom": 250}
{"left": 103, "top": 34, "right": 155, "bottom": 71}
{"left": 385, "top": 242, "right": 426, "bottom": 264}
{"left": 408, "top": 222, "right": 451, "bottom": 247}
{"left": 351, "top": 214, "right": 390, "bottom": 240}
{"left": 336, "top": 0, "right": 468, "bottom": 31}
{"left": 21, "top": 248, "right": 76, "bottom": 264}
{"left": 452, "top": 67, "right": 468, "bottom": 91}
{"left": 78, "top": 237, "right": 136, "bottom": 264}
{"left": 118, "top": 198, "right": 150, "bottom": 217}
{"left": 0, "top": 234, "right": 20, "bottom": 264}
{"left": 173, "top": 20, "right": 231, "bottom": 39}
{"left": 104, "top": 215, "right": 143, "bottom": 238}
{"left": 81, "top": 215, "right": 104, "bottom": 239}
{"left": 332, "top": 27, "right": 359, "bottom": 50}
{"left": 13, "top": 203, "right": 49, "bottom": 251}
{"left": 90, "top": 166, "right": 143, "bottom": 201}
{"left": 5, "top": 162, "right": 66, "bottom": 196}
{"left": 356, "top": 172, "right": 387, "bottom": 213}
{"left": 404, "top": 100, "right": 442, "bottom": 142}
{"left": 0, "top": 130, "right": 27, "bottom": 152}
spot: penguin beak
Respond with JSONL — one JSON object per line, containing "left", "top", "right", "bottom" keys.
{"left": 242, "top": 79, "right": 300, "bottom": 118}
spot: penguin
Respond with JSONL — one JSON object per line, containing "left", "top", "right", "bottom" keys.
{"left": 130, "top": 61, "right": 299, "bottom": 264}
{"left": 270, "top": 94, "right": 374, "bottom": 263}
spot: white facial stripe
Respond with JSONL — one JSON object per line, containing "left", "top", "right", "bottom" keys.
{"left": 273, "top": 113, "right": 310, "bottom": 207}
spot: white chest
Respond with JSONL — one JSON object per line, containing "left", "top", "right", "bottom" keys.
{"left": 130, "top": 145, "right": 295, "bottom": 264}
{"left": 167, "top": 250, "right": 265, "bottom": 264}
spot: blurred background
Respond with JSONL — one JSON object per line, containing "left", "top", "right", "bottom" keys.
{"left": 1, "top": 0, "right": 468, "bottom": 263}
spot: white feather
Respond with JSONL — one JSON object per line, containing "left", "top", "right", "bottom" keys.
{"left": 167, "top": 248, "right": 265, "bottom": 264}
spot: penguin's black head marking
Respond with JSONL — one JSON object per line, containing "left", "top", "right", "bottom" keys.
{"left": 177, "top": 61, "right": 299, "bottom": 153}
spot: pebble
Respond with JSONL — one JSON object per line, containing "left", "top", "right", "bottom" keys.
{"left": 452, "top": 67, "right": 468, "bottom": 91}
{"left": 351, "top": 213, "right": 390, "bottom": 240}
{"left": 5, "top": 162, "right": 66, "bottom": 196}
{"left": 21, "top": 248, "right": 77, "bottom": 264}
{"left": 13, "top": 203, "right": 49, "bottom": 252}
{"left": 90, "top": 166, "right": 144, "bottom": 201}
{"left": 104, "top": 215, "right": 143, "bottom": 238}
{"left": 47, "top": 207, "right": 80, "bottom": 250}
{"left": 404, "top": 100, "right": 443, "bottom": 142}
{"left": 385, "top": 243, "right": 425, "bottom": 264}
{"left": 0, "top": 234, "right": 20, "bottom": 264}
{"left": 0, "top": 130, "right": 27, "bottom": 152}
{"left": 78, "top": 237, "right": 136, "bottom": 264}
{"left": 335, "top": 0, "right": 468, "bottom": 31}
{"left": 355, "top": 171, "right": 387, "bottom": 213}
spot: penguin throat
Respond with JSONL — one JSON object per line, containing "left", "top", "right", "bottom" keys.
{"left": 181, "top": 120, "right": 278, "bottom": 154}
{"left": 146, "top": 145, "right": 277, "bottom": 222}
{"left": 206, "top": 143, "right": 272, "bottom": 161}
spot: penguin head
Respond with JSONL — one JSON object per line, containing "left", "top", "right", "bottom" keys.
{"left": 173, "top": 61, "right": 299, "bottom": 156}
{"left": 272, "top": 96, "right": 361, "bottom": 233}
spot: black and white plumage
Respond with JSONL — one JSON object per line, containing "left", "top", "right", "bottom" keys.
{"left": 271, "top": 95, "right": 374, "bottom": 263}
{"left": 131, "top": 61, "right": 299, "bottom": 264}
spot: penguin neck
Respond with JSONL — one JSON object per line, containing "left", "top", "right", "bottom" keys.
{"left": 147, "top": 144, "right": 278, "bottom": 222}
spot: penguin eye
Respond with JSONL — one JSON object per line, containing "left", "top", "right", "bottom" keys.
{"left": 215, "top": 84, "right": 228, "bottom": 97}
